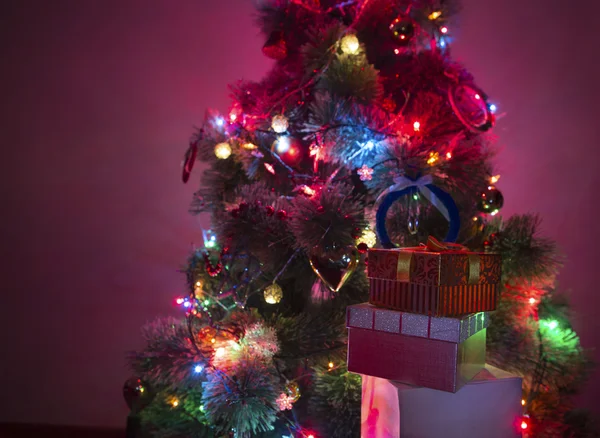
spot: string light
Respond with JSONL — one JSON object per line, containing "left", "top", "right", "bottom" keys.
{"left": 176, "top": 297, "right": 184, "bottom": 305}
{"left": 427, "top": 151, "right": 439, "bottom": 165}
{"left": 264, "top": 163, "right": 276, "bottom": 175}
{"left": 243, "top": 142, "right": 257, "bottom": 150}
{"left": 214, "top": 142, "right": 232, "bottom": 159}
{"left": 529, "top": 297, "right": 536, "bottom": 305}
{"left": 428, "top": 10, "right": 442, "bottom": 20}
{"left": 215, "top": 117, "right": 225, "bottom": 127}
{"left": 195, "top": 281, "right": 202, "bottom": 287}
{"left": 489, "top": 103, "right": 497, "bottom": 113}
{"left": 441, "top": 26, "right": 448, "bottom": 34}
{"left": 446, "top": 152, "right": 452, "bottom": 159}
{"left": 340, "top": 34, "right": 360, "bottom": 55}
{"left": 490, "top": 175, "right": 501, "bottom": 184}
{"left": 413, "top": 121, "right": 421, "bottom": 131}
{"left": 521, "top": 420, "right": 529, "bottom": 430}
{"left": 328, "top": 362, "right": 334, "bottom": 369}
{"left": 171, "top": 399, "right": 179, "bottom": 408}
{"left": 521, "top": 399, "right": 526, "bottom": 406}
{"left": 211, "top": 338, "right": 216, "bottom": 344}
{"left": 194, "top": 364, "right": 204, "bottom": 373}
{"left": 274, "top": 136, "right": 291, "bottom": 153}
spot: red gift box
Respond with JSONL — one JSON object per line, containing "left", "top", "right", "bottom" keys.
{"left": 367, "top": 238, "right": 501, "bottom": 316}
{"left": 347, "top": 303, "right": 488, "bottom": 392}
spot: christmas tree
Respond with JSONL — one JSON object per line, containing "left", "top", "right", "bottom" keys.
{"left": 127, "top": 1, "right": 595, "bottom": 436}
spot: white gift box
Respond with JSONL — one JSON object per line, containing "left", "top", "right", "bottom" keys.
{"left": 361, "top": 365, "right": 524, "bottom": 438}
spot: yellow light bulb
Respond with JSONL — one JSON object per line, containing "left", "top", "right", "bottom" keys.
{"left": 428, "top": 11, "right": 442, "bottom": 20}
{"left": 210, "top": 338, "right": 216, "bottom": 344}
{"left": 490, "top": 174, "right": 501, "bottom": 184}
{"left": 427, "top": 151, "right": 439, "bottom": 165}
{"left": 214, "top": 142, "right": 232, "bottom": 159}
{"left": 243, "top": 142, "right": 257, "bottom": 150}
{"left": 340, "top": 34, "right": 360, "bottom": 55}
{"left": 172, "top": 399, "right": 179, "bottom": 407}
{"left": 328, "top": 362, "right": 334, "bottom": 369}
{"left": 521, "top": 399, "right": 526, "bottom": 406}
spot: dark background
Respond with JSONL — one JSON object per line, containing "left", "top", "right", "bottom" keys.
{"left": 1, "top": 0, "right": 598, "bottom": 428}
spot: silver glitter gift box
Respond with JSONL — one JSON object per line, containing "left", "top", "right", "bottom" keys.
{"left": 347, "top": 303, "right": 489, "bottom": 392}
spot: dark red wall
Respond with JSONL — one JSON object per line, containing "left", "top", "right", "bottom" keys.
{"left": 1, "top": 0, "right": 598, "bottom": 427}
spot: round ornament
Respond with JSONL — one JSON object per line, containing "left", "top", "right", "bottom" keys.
{"left": 448, "top": 84, "right": 495, "bottom": 132}
{"left": 389, "top": 16, "right": 415, "bottom": 44}
{"left": 477, "top": 185, "right": 504, "bottom": 214}
{"left": 285, "top": 381, "right": 301, "bottom": 402}
{"left": 264, "top": 283, "right": 283, "bottom": 304}
{"left": 123, "top": 377, "right": 154, "bottom": 412}
{"left": 340, "top": 34, "right": 360, "bottom": 55}
{"left": 214, "top": 142, "right": 232, "bottom": 160}
{"left": 271, "top": 115, "right": 289, "bottom": 133}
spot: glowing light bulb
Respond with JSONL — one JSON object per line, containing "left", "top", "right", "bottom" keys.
{"left": 427, "top": 151, "right": 439, "bottom": 165}
{"left": 529, "top": 297, "right": 536, "bottom": 305}
{"left": 275, "top": 136, "right": 291, "bottom": 153}
{"left": 521, "top": 399, "right": 526, "bottom": 406}
{"left": 195, "top": 281, "right": 202, "bottom": 287}
{"left": 211, "top": 338, "right": 216, "bottom": 344}
{"left": 172, "top": 399, "right": 179, "bottom": 407}
{"left": 475, "top": 93, "right": 481, "bottom": 100}
{"left": 194, "top": 365, "right": 203, "bottom": 373}
{"left": 264, "top": 163, "right": 276, "bottom": 174}
{"left": 413, "top": 121, "right": 421, "bottom": 131}
{"left": 428, "top": 10, "right": 442, "bottom": 20}
{"left": 547, "top": 320, "right": 558, "bottom": 330}
{"left": 271, "top": 115, "right": 289, "bottom": 133}
{"left": 214, "top": 142, "right": 232, "bottom": 159}
{"left": 490, "top": 175, "right": 501, "bottom": 184}
{"left": 243, "top": 142, "right": 257, "bottom": 150}
{"left": 307, "top": 434, "right": 315, "bottom": 438}
{"left": 203, "top": 299, "right": 210, "bottom": 306}
{"left": 199, "top": 404, "right": 205, "bottom": 412}
{"left": 394, "top": 48, "right": 400, "bottom": 55}
{"left": 489, "top": 103, "right": 497, "bottom": 113}
{"left": 215, "top": 347, "right": 225, "bottom": 358}
{"left": 446, "top": 152, "right": 452, "bottom": 159}
{"left": 340, "top": 34, "right": 360, "bottom": 55}
{"left": 229, "top": 113, "right": 237, "bottom": 122}
{"left": 176, "top": 298, "right": 184, "bottom": 305}
{"left": 215, "top": 117, "right": 225, "bottom": 127}
{"left": 441, "top": 26, "right": 448, "bottom": 34}
{"left": 183, "top": 301, "right": 191, "bottom": 308}
{"left": 521, "top": 421, "right": 528, "bottom": 430}
{"left": 328, "top": 362, "right": 334, "bottom": 369}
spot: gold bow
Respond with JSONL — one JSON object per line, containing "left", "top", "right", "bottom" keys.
{"left": 395, "top": 236, "right": 481, "bottom": 285}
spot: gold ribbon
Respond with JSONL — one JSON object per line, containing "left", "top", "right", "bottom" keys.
{"left": 395, "top": 236, "right": 481, "bottom": 285}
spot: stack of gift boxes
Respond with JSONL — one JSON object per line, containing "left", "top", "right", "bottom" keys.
{"left": 347, "top": 240, "right": 525, "bottom": 438}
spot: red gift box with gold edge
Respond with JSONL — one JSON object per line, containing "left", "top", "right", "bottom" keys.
{"left": 346, "top": 303, "right": 488, "bottom": 393}
{"left": 367, "top": 238, "right": 501, "bottom": 316}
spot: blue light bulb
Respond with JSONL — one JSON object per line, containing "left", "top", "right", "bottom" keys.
{"left": 194, "top": 365, "right": 204, "bottom": 373}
